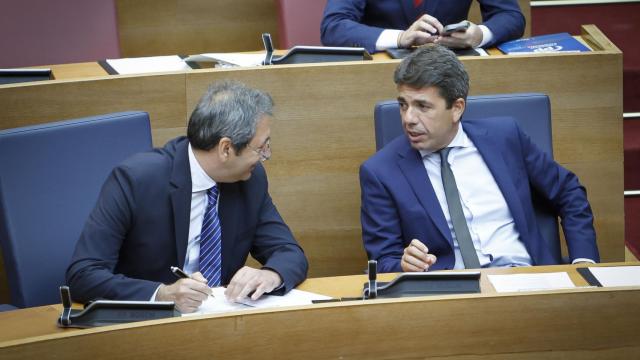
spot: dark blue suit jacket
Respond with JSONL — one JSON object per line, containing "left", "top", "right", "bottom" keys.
{"left": 360, "top": 118, "right": 599, "bottom": 273}
{"left": 67, "top": 137, "right": 308, "bottom": 302}
{"left": 321, "top": 0, "right": 525, "bottom": 53}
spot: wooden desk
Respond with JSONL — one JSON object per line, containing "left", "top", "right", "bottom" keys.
{"left": 0, "top": 25, "right": 624, "bottom": 304}
{"left": 1, "top": 263, "right": 638, "bottom": 359}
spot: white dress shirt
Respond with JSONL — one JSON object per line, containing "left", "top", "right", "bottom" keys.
{"left": 184, "top": 143, "right": 218, "bottom": 275}
{"left": 151, "top": 143, "right": 217, "bottom": 300}
{"left": 419, "top": 125, "right": 532, "bottom": 269}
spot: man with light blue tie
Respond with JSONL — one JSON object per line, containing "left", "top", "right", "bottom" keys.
{"left": 321, "top": 0, "right": 525, "bottom": 53}
{"left": 67, "top": 80, "right": 308, "bottom": 313}
{"left": 359, "top": 44, "right": 599, "bottom": 273}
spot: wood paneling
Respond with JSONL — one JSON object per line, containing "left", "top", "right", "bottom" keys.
{"left": 115, "top": 0, "right": 279, "bottom": 57}
{"left": 0, "top": 74, "right": 186, "bottom": 131}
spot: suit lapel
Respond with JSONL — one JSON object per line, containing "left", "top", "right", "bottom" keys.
{"left": 396, "top": 140, "right": 452, "bottom": 245}
{"left": 463, "top": 122, "right": 529, "bottom": 243}
{"left": 169, "top": 139, "right": 192, "bottom": 268}
{"left": 218, "top": 182, "right": 240, "bottom": 281}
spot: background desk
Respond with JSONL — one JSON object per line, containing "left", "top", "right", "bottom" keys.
{"left": 0, "top": 263, "right": 638, "bottom": 359}
{"left": 0, "top": 25, "right": 623, "bottom": 303}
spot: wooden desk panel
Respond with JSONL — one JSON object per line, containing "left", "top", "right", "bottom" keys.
{"left": 115, "top": 0, "right": 279, "bottom": 57}
{"left": 0, "top": 74, "right": 186, "bottom": 132}
{"left": 1, "top": 264, "right": 638, "bottom": 359}
{"left": 0, "top": 26, "right": 624, "bottom": 304}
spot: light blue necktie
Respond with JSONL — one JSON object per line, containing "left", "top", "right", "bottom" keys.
{"left": 199, "top": 185, "right": 222, "bottom": 287}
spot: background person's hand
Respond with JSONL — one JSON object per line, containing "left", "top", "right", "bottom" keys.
{"left": 397, "top": 14, "right": 444, "bottom": 48}
{"left": 435, "top": 21, "right": 483, "bottom": 49}
{"left": 401, "top": 239, "right": 437, "bottom": 272}
{"left": 156, "top": 272, "right": 211, "bottom": 313}
{"left": 224, "top": 266, "right": 282, "bottom": 302}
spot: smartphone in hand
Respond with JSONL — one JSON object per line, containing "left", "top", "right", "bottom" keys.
{"left": 441, "top": 20, "right": 470, "bottom": 36}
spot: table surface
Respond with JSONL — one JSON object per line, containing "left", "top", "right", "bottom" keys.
{"left": 0, "top": 262, "right": 634, "bottom": 344}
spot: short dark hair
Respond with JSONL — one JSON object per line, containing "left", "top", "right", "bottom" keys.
{"left": 393, "top": 44, "right": 469, "bottom": 108}
{"left": 187, "top": 80, "right": 273, "bottom": 151}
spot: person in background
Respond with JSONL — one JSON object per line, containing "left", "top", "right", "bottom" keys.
{"left": 321, "top": 0, "right": 525, "bottom": 54}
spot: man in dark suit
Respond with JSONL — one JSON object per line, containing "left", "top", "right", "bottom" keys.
{"left": 321, "top": 0, "right": 525, "bottom": 53}
{"left": 67, "top": 80, "right": 308, "bottom": 313}
{"left": 360, "top": 44, "right": 599, "bottom": 273}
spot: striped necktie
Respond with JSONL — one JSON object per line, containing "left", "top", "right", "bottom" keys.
{"left": 199, "top": 185, "right": 222, "bottom": 287}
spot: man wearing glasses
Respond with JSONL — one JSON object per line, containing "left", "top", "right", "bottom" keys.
{"left": 67, "top": 80, "right": 308, "bottom": 313}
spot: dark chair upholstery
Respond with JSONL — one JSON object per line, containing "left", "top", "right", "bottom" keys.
{"left": 0, "top": 112, "right": 152, "bottom": 308}
{"left": 373, "top": 93, "right": 562, "bottom": 262}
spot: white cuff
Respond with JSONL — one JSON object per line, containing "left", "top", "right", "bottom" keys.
{"left": 150, "top": 285, "right": 162, "bottom": 301}
{"left": 478, "top": 25, "right": 493, "bottom": 48}
{"left": 376, "top": 29, "right": 404, "bottom": 51}
{"left": 572, "top": 258, "right": 596, "bottom": 264}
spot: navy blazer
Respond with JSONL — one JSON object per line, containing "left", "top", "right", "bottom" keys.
{"left": 67, "top": 137, "right": 308, "bottom": 302}
{"left": 321, "top": 0, "right": 525, "bottom": 53}
{"left": 360, "top": 118, "right": 599, "bottom": 273}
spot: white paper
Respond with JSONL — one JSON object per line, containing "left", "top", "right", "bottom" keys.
{"left": 488, "top": 272, "right": 575, "bottom": 292}
{"left": 106, "top": 55, "right": 192, "bottom": 75}
{"left": 182, "top": 287, "right": 331, "bottom": 316}
{"left": 587, "top": 266, "right": 640, "bottom": 287}
{"left": 183, "top": 53, "right": 265, "bottom": 67}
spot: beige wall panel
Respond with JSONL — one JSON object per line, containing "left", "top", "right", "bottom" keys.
{"left": 116, "top": 0, "right": 278, "bottom": 57}
{"left": 0, "top": 74, "right": 186, "bottom": 132}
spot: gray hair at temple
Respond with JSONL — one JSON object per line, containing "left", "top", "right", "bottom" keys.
{"left": 187, "top": 80, "right": 273, "bottom": 152}
{"left": 393, "top": 44, "right": 469, "bottom": 109}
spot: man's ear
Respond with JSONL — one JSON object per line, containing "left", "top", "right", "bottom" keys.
{"left": 217, "top": 137, "right": 233, "bottom": 161}
{"left": 452, "top": 98, "right": 466, "bottom": 123}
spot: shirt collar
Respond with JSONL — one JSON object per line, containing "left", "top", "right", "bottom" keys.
{"left": 188, "top": 143, "right": 217, "bottom": 193}
{"left": 418, "top": 123, "right": 471, "bottom": 158}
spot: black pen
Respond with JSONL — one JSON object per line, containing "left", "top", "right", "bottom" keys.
{"left": 170, "top": 266, "right": 215, "bottom": 298}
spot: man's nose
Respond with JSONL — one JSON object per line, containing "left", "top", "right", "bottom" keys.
{"left": 402, "top": 106, "right": 418, "bottom": 125}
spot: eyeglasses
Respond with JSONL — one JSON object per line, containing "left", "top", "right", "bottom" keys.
{"left": 246, "top": 139, "right": 271, "bottom": 162}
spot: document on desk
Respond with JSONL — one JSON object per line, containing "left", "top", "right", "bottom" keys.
{"left": 183, "top": 53, "right": 264, "bottom": 67}
{"left": 105, "top": 55, "right": 192, "bottom": 75}
{"left": 585, "top": 266, "right": 640, "bottom": 287}
{"left": 183, "top": 288, "right": 331, "bottom": 316}
{"left": 488, "top": 272, "right": 575, "bottom": 293}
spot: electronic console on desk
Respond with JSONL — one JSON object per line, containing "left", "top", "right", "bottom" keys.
{"left": 57, "top": 286, "right": 178, "bottom": 328}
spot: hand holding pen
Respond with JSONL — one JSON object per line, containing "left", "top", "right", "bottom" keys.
{"left": 170, "top": 266, "right": 214, "bottom": 298}
{"left": 155, "top": 266, "right": 213, "bottom": 313}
